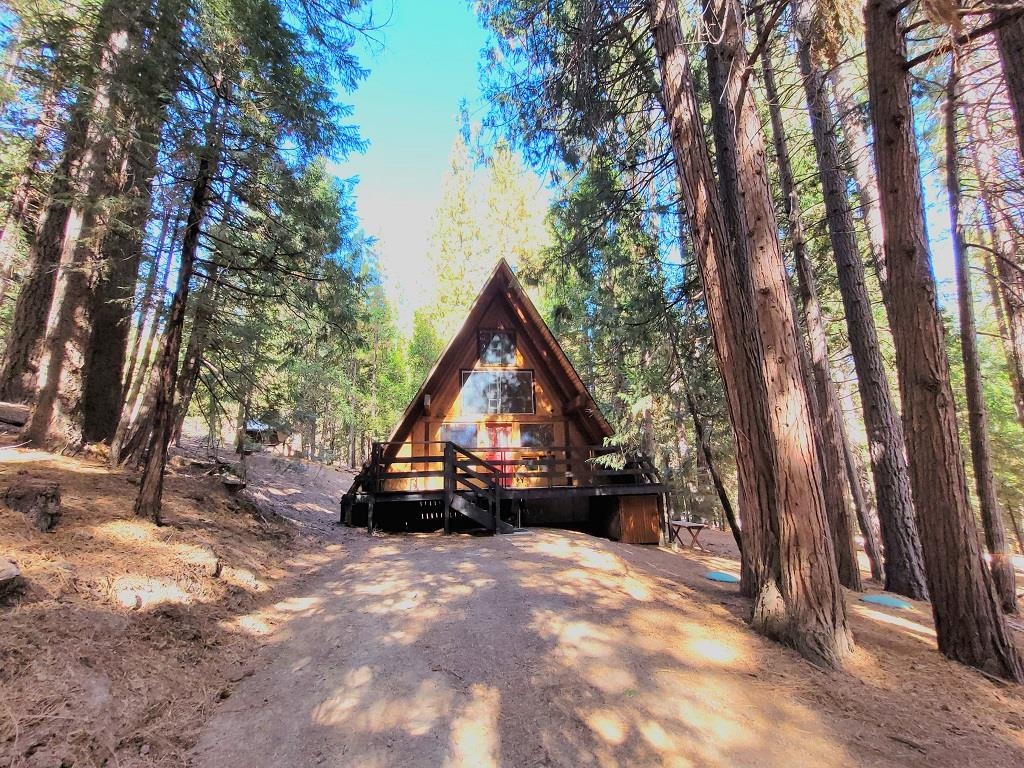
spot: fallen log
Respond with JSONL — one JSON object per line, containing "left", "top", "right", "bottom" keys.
{"left": 0, "top": 401, "right": 29, "bottom": 427}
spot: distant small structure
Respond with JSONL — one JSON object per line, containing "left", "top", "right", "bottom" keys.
{"left": 242, "top": 420, "right": 300, "bottom": 456}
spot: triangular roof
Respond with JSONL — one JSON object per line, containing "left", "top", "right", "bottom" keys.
{"left": 388, "top": 259, "right": 612, "bottom": 445}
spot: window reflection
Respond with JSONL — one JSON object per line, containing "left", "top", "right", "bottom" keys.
{"left": 460, "top": 370, "right": 535, "bottom": 414}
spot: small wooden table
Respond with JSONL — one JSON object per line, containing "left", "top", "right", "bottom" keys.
{"left": 669, "top": 521, "right": 708, "bottom": 551}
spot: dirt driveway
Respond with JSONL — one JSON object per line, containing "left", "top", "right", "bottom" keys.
{"left": 189, "top": 526, "right": 1024, "bottom": 768}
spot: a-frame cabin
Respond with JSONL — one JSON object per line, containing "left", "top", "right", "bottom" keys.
{"left": 341, "top": 260, "right": 666, "bottom": 543}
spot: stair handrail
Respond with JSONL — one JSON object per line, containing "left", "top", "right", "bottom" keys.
{"left": 445, "top": 442, "right": 504, "bottom": 532}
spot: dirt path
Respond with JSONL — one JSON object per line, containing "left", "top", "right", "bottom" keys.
{"left": 4, "top": 438, "right": 1019, "bottom": 766}
{"left": 190, "top": 526, "right": 1024, "bottom": 768}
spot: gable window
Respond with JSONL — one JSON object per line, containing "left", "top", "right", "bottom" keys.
{"left": 461, "top": 370, "right": 535, "bottom": 415}
{"left": 478, "top": 330, "right": 516, "bottom": 367}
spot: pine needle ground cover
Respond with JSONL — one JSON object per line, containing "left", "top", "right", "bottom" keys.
{"left": 0, "top": 447, "right": 300, "bottom": 767}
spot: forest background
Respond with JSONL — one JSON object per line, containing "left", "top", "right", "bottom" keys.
{"left": 2, "top": 0, "right": 1024, "bottom": 676}
{"left": 1, "top": 0, "right": 1021, "bottom": 531}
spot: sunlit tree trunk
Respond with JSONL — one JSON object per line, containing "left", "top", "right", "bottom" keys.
{"left": 946, "top": 62, "right": 1017, "bottom": 613}
{"left": 648, "top": 0, "right": 774, "bottom": 604}
{"left": 864, "top": 0, "right": 1022, "bottom": 679}
{"left": 757, "top": 18, "right": 860, "bottom": 590}
{"left": 648, "top": 0, "right": 852, "bottom": 667}
{"left": 24, "top": 3, "right": 143, "bottom": 448}
{"left": 0, "top": 94, "right": 90, "bottom": 404}
{"left": 793, "top": 0, "right": 927, "bottom": 598}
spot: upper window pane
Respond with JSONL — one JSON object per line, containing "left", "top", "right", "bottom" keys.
{"left": 461, "top": 370, "right": 535, "bottom": 415}
{"left": 479, "top": 330, "right": 516, "bottom": 366}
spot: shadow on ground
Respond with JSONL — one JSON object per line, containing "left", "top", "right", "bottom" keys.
{"left": 190, "top": 529, "right": 1024, "bottom": 768}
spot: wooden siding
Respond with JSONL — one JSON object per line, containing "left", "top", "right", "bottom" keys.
{"left": 608, "top": 495, "right": 662, "bottom": 545}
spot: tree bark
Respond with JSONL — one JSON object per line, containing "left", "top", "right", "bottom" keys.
{"left": 684, "top": 384, "right": 743, "bottom": 555}
{"left": 82, "top": 0, "right": 185, "bottom": 443}
{"left": 757, "top": 20, "right": 860, "bottom": 591}
{"left": 135, "top": 87, "right": 222, "bottom": 522}
{"left": 0, "top": 120, "right": 83, "bottom": 403}
{"left": 828, "top": 62, "right": 890, "bottom": 304}
{"left": 992, "top": 7, "right": 1024, "bottom": 160}
{"left": 647, "top": 0, "right": 776, "bottom": 608}
{"left": 946, "top": 62, "right": 1017, "bottom": 614}
{"left": 963, "top": 82, "right": 1024, "bottom": 432}
{"left": 23, "top": 4, "right": 142, "bottom": 448}
{"left": 864, "top": 0, "right": 1023, "bottom": 679}
{"left": 0, "top": 85, "right": 57, "bottom": 310}
{"left": 703, "top": 0, "right": 852, "bottom": 665}
{"left": 793, "top": 0, "right": 928, "bottom": 598}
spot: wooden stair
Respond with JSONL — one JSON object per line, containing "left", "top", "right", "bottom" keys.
{"left": 451, "top": 493, "right": 514, "bottom": 533}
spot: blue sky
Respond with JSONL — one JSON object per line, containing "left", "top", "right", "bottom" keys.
{"left": 329, "top": 1, "right": 491, "bottom": 324}
{"left": 330, "top": 1, "right": 959, "bottom": 323}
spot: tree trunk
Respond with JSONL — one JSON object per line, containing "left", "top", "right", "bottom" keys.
{"left": 110, "top": 235, "right": 175, "bottom": 466}
{"left": 864, "top": 0, "right": 1023, "bottom": 680}
{"left": 703, "top": 0, "right": 852, "bottom": 665}
{"left": 170, "top": 271, "right": 219, "bottom": 445}
{"left": 993, "top": 7, "right": 1024, "bottom": 160}
{"left": 946, "top": 62, "right": 1017, "bottom": 614}
{"left": 82, "top": 211, "right": 145, "bottom": 442}
{"left": 122, "top": 205, "right": 176, "bottom": 394}
{"left": 841, "top": 424, "right": 884, "bottom": 582}
{"left": 685, "top": 384, "right": 743, "bottom": 555}
{"left": 793, "top": 0, "right": 928, "bottom": 599}
{"left": 23, "top": 4, "right": 143, "bottom": 448}
{"left": 647, "top": 0, "right": 776, "bottom": 608}
{"left": 135, "top": 88, "right": 222, "bottom": 522}
{"left": 758, "top": 17, "right": 861, "bottom": 591}
{"left": 83, "top": 0, "right": 185, "bottom": 443}
{"left": 829, "top": 62, "right": 890, "bottom": 304}
{"left": 0, "top": 85, "right": 57, "bottom": 309}
{"left": 963, "top": 83, "right": 1024, "bottom": 432}
{"left": 0, "top": 123, "right": 83, "bottom": 403}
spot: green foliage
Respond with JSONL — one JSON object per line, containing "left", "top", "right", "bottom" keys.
{"left": 407, "top": 308, "right": 444, "bottom": 388}
{"left": 421, "top": 130, "right": 549, "bottom": 342}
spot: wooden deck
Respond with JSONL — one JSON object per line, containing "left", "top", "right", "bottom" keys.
{"left": 340, "top": 441, "right": 667, "bottom": 534}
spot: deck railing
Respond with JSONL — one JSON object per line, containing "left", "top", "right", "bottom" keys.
{"left": 359, "top": 441, "right": 659, "bottom": 494}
